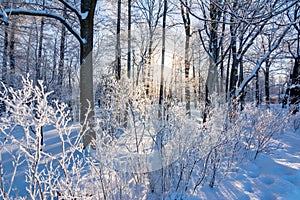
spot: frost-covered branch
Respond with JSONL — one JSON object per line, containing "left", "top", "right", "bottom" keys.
{"left": 57, "top": 0, "right": 82, "bottom": 20}
{"left": 234, "top": 20, "right": 297, "bottom": 99}
{"left": 0, "top": 8, "right": 85, "bottom": 45}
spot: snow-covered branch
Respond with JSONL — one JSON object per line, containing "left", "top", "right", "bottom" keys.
{"left": 234, "top": 21, "right": 297, "bottom": 99}
{"left": 289, "top": 84, "right": 300, "bottom": 89}
{"left": 0, "top": 8, "right": 85, "bottom": 45}
{"left": 57, "top": 0, "right": 82, "bottom": 21}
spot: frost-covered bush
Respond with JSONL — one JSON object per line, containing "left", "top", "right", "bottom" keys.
{"left": 177, "top": 100, "right": 289, "bottom": 193}
{"left": 228, "top": 104, "right": 288, "bottom": 160}
{"left": 0, "top": 77, "right": 102, "bottom": 199}
{"left": 0, "top": 76, "right": 290, "bottom": 199}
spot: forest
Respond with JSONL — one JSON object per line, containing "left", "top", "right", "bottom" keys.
{"left": 0, "top": 0, "right": 300, "bottom": 199}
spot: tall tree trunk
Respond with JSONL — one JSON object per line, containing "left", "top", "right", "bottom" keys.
{"left": 229, "top": 1, "right": 238, "bottom": 98}
{"left": 9, "top": 20, "right": 16, "bottom": 86}
{"left": 146, "top": 32, "right": 153, "bottom": 96}
{"left": 116, "top": 0, "right": 122, "bottom": 80}
{"left": 289, "top": 56, "right": 300, "bottom": 113}
{"left": 265, "top": 59, "right": 270, "bottom": 107}
{"left": 255, "top": 70, "right": 260, "bottom": 106}
{"left": 80, "top": 0, "right": 97, "bottom": 148}
{"left": 219, "top": 12, "right": 226, "bottom": 94}
{"left": 192, "top": 48, "right": 197, "bottom": 108}
{"left": 26, "top": 24, "right": 33, "bottom": 75}
{"left": 2, "top": 26, "right": 8, "bottom": 84}
{"left": 35, "top": 0, "right": 46, "bottom": 84}
{"left": 52, "top": 36, "right": 57, "bottom": 84}
{"left": 225, "top": 49, "right": 231, "bottom": 100}
{"left": 68, "top": 57, "right": 73, "bottom": 108}
{"left": 58, "top": 22, "right": 66, "bottom": 95}
{"left": 0, "top": 26, "right": 8, "bottom": 113}
{"left": 239, "top": 57, "right": 244, "bottom": 110}
{"left": 36, "top": 17, "right": 44, "bottom": 84}
{"left": 158, "top": 0, "right": 167, "bottom": 118}
{"left": 127, "top": 0, "right": 131, "bottom": 79}
{"left": 180, "top": 0, "right": 191, "bottom": 116}
{"left": 198, "top": 54, "right": 202, "bottom": 103}
{"left": 203, "top": 0, "right": 222, "bottom": 122}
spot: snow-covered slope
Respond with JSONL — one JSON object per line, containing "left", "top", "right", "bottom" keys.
{"left": 191, "top": 126, "right": 300, "bottom": 200}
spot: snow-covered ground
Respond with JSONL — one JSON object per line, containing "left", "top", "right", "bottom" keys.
{"left": 1, "top": 118, "right": 300, "bottom": 199}
{"left": 192, "top": 126, "right": 300, "bottom": 200}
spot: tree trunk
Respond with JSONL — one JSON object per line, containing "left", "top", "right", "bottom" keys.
{"left": 52, "top": 36, "right": 57, "bottom": 84}
{"left": 229, "top": 1, "right": 238, "bottom": 98}
{"left": 58, "top": 7, "right": 67, "bottom": 96}
{"left": 2, "top": 26, "right": 8, "bottom": 84}
{"left": 36, "top": 17, "right": 44, "bottom": 84}
{"left": 127, "top": 0, "right": 131, "bottom": 79}
{"left": 255, "top": 70, "right": 260, "bottom": 106}
{"left": 290, "top": 56, "right": 300, "bottom": 113}
{"left": 1, "top": 25, "right": 8, "bottom": 113}
{"left": 202, "top": 0, "right": 222, "bottom": 122}
{"left": 80, "top": 0, "right": 97, "bottom": 148}
{"left": 180, "top": 0, "right": 191, "bottom": 116}
{"left": 265, "top": 59, "right": 270, "bottom": 107}
{"left": 26, "top": 24, "right": 33, "bottom": 75}
{"left": 58, "top": 23, "right": 66, "bottom": 95}
{"left": 146, "top": 32, "right": 153, "bottom": 96}
{"left": 239, "top": 58, "right": 244, "bottom": 110}
{"left": 68, "top": 57, "right": 73, "bottom": 108}
{"left": 9, "top": 20, "right": 16, "bottom": 86}
{"left": 116, "top": 0, "right": 122, "bottom": 80}
{"left": 192, "top": 49, "right": 197, "bottom": 108}
{"left": 225, "top": 49, "right": 231, "bottom": 100}
{"left": 158, "top": 0, "right": 167, "bottom": 118}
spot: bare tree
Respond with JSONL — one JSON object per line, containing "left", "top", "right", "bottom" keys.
{"left": 180, "top": 0, "right": 191, "bottom": 116}
{"left": 135, "top": 0, "right": 163, "bottom": 96}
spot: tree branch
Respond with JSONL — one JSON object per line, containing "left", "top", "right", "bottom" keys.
{"left": 0, "top": 8, "right": 85, "bottom": 45}
{"left": 234, "top": 21, "right": 296, "bottom": 98}
{"left": 58, "top": 0, "right": 82, "bottom": 21}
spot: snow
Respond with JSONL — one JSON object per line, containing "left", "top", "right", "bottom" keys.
{"left": 191, "top": 126, "right": 300, "bottom": 200}
{"left": 0, "top": 82, "right": 299, "bottom": 200}
{"left": 81, "top": 11, "right": 89, "bottom": 20}
{"left": 289, "top": 84, "right": 300, "bottom": 89}
{"left": 1, "top": 119, "right": 299, "bottom": 199}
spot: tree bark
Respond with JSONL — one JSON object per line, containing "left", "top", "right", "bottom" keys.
{"left": 180, "top": 0, "right": 191, "bottom": 116}
{"left": 58, "top": 23, "right": 66, "bottom": 93}
{"left": 289, "top": 56, "right": 300, "bottom": 113}
{"left": 158, "top": 0, "right": 167, "bottom": 118}
{"left": 36, "top": 17, "right": 44, "bottom": 84}
{"left": 9, "top": 20, "right": 16, "bottom": 87}
{"left": 26, "top": 24, "right": 33, "bottom": 75}
{"left": 58, "top": 7, "right": 67, "bottom": 94}
{"left": 202, "top": 0, "right": 222, "bottom": 122}
{"left": 255, "top": 70, "right": 260, "bottom": 106}
{"left": 229, "top": 1, "right": 238, "bottom": 98}
{"left": 116, "top": 0, "right": 122, "bottom": 80}
{"left": 80, "top": 0, "right": 97, "bottom": 148}
{"left": 265, "top": 59, "right": 270, "bottom": 107}
{"left": 127, "top": 0, "right": 131, "bottom": 79}
{"left": 2, "top": 26, "right": 8, "bottom": 84}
